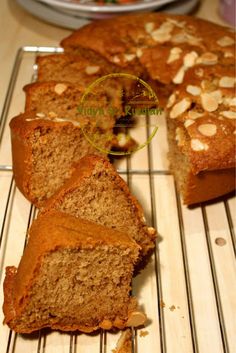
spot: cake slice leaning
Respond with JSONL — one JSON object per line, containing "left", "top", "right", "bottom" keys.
{"left": 40, "top": 154, "right": 156, "bottom": 258}
{"left": 3, "top": 211, "right": 146, "bottom": 334}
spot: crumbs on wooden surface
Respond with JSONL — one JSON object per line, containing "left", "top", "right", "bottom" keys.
{"left": 169, "top": 305, "right": 176, "bottom": 311}
{"left": 139, "top": 330, "right": 149, "bottom": 337}
{"left": 215, "top": 237, "right": 227, "bottom": 246}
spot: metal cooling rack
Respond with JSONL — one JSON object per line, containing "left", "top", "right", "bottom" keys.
{"left": 0, "top": 47, "right": 235, "bottom": 353}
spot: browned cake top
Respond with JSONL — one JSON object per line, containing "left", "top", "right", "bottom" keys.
{"left": 166, "top": 65, "right": 236, "bottom": 174}
{"left": 61, "top": 12, "right": 235, "bottom": 74}
{"left": 60, "top": 12, "right": 236, "bottom": 174}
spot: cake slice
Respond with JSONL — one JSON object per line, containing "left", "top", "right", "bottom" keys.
{"left": 40, "top": 154, "right": 156, "bottom": 257}
{"left": 9, "top": 112, "right": 112, "bottom": 207}
{"left": 3, "top": 211, "right": 147, "bottom": 334}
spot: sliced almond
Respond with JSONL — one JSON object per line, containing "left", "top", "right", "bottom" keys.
{"left": 217, "top": 36, "right": 235, "bottom": 47}
{"left": 54, "top": 83, "right": 67, "bottom": 95}
{"left": 184, "top": 119, "right": 195, "bottom": 128}
{"left": 197, "top": 52, "right": 218, "bottom": 65}
{"left": 191, "top": 139, "right": 209, "bottom": 151}
{"left": 166, "top": 93, "right": 176, "bottom": 108}
{"left": 171, "top": 32, "right": 187, "bottom": 44}
{"left": 172, "top": 65, "right": 186, "bottom": 84}
{"left": 220, "top": 111, "right": 236, "bottom": 119}
{"left": 200, "top": 93, "right": 219, "bottom": 112}
{"left": 224, "top": 51, "right": 234, "bottom": 58}
{"left": 219, "top": 76, "right": 236, "bottom": 88}
{"left": 186, "top": 33, "right": 202, "bottom": 46}
{"left": 167, "top": 47, "right": 182, "bottom": 64}
{"left": 188, "top": 110, "right": 204, "bottom": 119}
{"left": 112, "top": 55, "right": 120, "bottom": 64}
{"left": 210, "top": 90, "right": 223, "bottom": 104}
{"left": 170, "top": 98, "right": 191, "bottom": 118}
{"left": 124, "top": 53, "right": 136, "bottom": 62}
{"left": 186, "top": 85, "right": 201, "bottom": 96}
{"left": 151, "top": 31, "right": 171, "bottom": 43}
{"left": 151, "top": 21, "right": 174, "bottom": 43}
{"left": 223, "top": 97, "right": 236, "bottom": 107}
{"left": 198, "top": 123, "right": 217, "bottom": 136}
{"left": 183, "top": 51, "right": 199, "bottom": 68}
{"left": 36, "top": 112, "right": 46, "bottom": 118}
{"left": 145, "top": 22, "right": 155, "bottom": 34}
{"left": 85, "top": 65, "right": 100, "bottom": 75}
{"left": 136, "top": 48, "right": 143, "bottom": 58}
{"left": 126, "top": 311, "right": 147, "bottom": 327}
{"left": 116, "top": 330, "right": 131, "bottom": 351}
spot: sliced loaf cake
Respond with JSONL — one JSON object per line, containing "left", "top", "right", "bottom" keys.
{"left": 3, "top": 211, "right": 146, "bottom": 333}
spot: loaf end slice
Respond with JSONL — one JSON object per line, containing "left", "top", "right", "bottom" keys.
{"left": 3, "top": 211, "right": 146, "bottom": 333}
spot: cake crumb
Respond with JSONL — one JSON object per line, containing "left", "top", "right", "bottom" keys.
{"left": 139, "top": 330, "right": 149, "bottom": 337}
{"left": 215, "top": 237, "right": 226, "bottom": 246}
{"left": 169, "top": 305, "right": 176, "bottom": 311}
{"left": 113, "top": 329, "right": 132, "bottom": 353}
{"left": 160, "top": 300, "right": 166, "bottom": 308}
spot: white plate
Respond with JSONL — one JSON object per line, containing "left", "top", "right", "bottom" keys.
{"left": 17, "top": 0, "right": 199, "bottom": 26}
{"left": 38, "top": 0, "right": 177, "bottom": 14}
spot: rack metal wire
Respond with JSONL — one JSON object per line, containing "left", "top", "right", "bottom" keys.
{"left": 0, "top": 47, "right": 235, "bottom": 353}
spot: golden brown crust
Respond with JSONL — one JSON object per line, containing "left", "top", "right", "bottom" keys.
{"left": 3, "top": 211, "right": 141, "bottom": 333}
{"left": 182, "top": 168, "right": 235, "bottom": 205}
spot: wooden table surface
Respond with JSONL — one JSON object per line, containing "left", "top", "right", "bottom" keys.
{"left": 0, "top": 0, "right": 229, "bottom": 114}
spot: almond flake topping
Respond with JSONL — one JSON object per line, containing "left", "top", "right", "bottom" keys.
{"left": 151, "top": 21, "right": 174, "bottom": 43}
{"left": 170, "top": 98, "right": 191, "bottom": 118}
{"left": 167, "top": 47, "right": 182, "bottom": 64}
{"left": 36, "top": 112, "right": 46, "bottom": 118}
{"left": 124, "top": 53, "right": 136, "bottom": 62}
{"left": 188, "top": 111, "right": 204, "bottom": 119}
{"left": 223, "top": 97, "right": 236, "bottom": 107}
{"left": 201, "top": 93, "right": 219, "bottom": 112}
{"left": 219, "top": 76, "right": 236, "bottom": 88}
{"left": 186, "top": 85, "right": 201, "bottom": 96}
{"left": 224, "top": 52, "right": 234, "bottom": 58}
{"left": 183, "top": 51, "right": 199, "bottom": 68}
{"left": 173, "top": 65, "right": 186, "bottom": 84}
{"left": 136, "top": 48, "right": 143, "bottom": 58}
{"left": 126, "top": 311, "right": 147, "bottom": 327}
{"left": 85, "top": 66, "right": 100, "bottom": 75}
{"left": 220, "top": 111, "right": 236, "bottom": 119}
{"left": 167, "top": 93, "right": 176, "bottom": 108}
{"left": 198, "top": 123, "right": 217, "bottom": 137}
{"left": 217, "top": 36, "right": 235, "bottom": 47}
{"left": 112, "top": 55, "right": 120, "bottom": 64}
{"left": 54, "top": 83, "right": 67, "bottom": 95}
{"left": 191, "top": 139, "right": 209, "bottom": 151}
{"left": 184, "top": 119, "right": 195, "bottom": 128}
{"left": 197, "top": 52, "right": 218, "bottom": 65}
{"left": 145, "top": 22, "right": 155, "bottom": 34}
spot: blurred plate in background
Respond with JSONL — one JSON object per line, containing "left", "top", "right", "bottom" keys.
{"left": 17, "top": 0, "right": 199, "bottom": 27}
